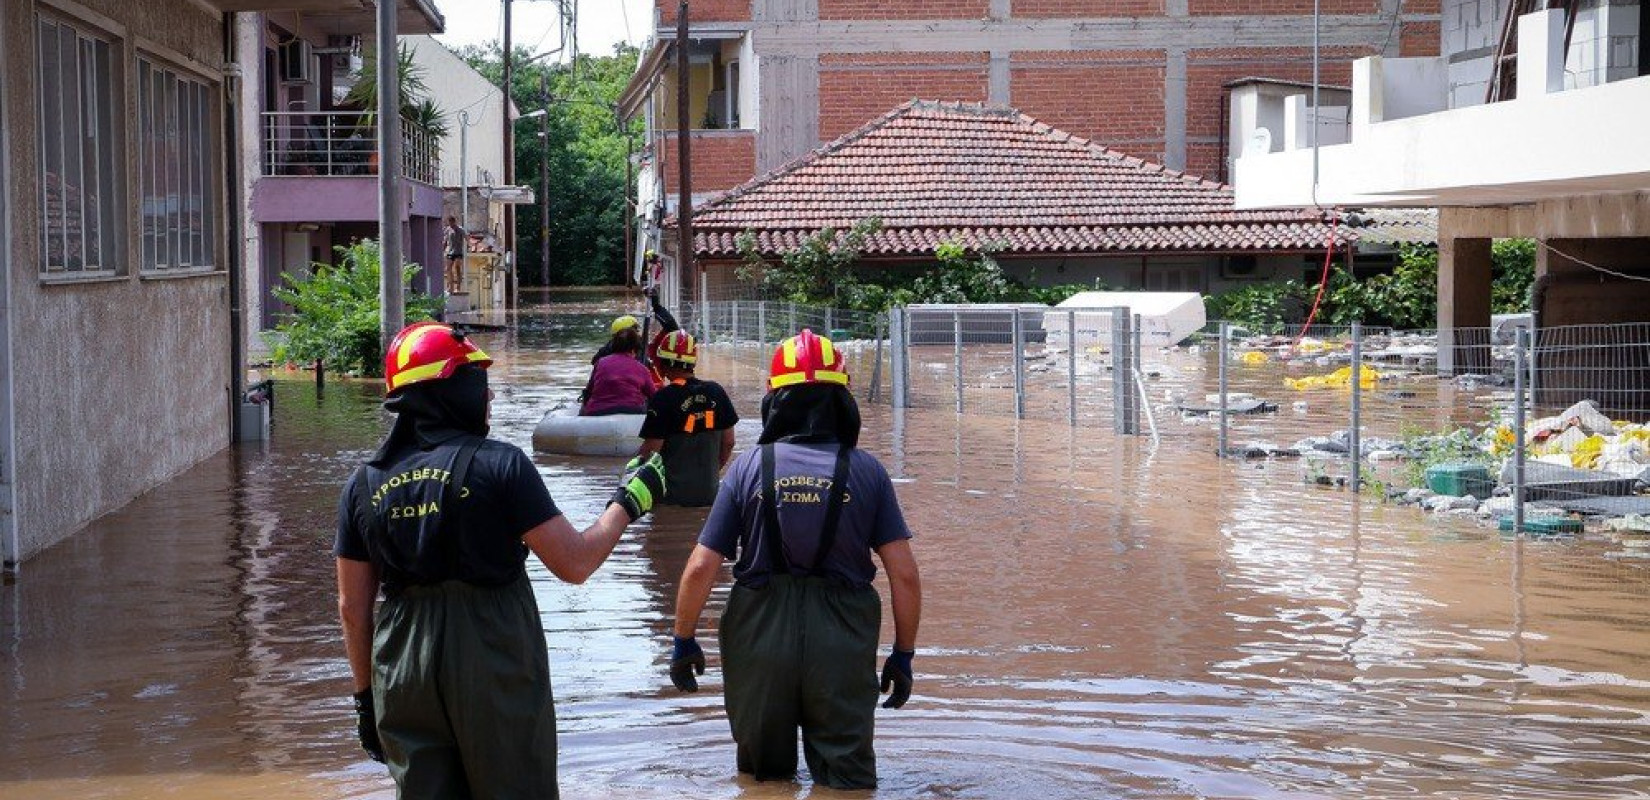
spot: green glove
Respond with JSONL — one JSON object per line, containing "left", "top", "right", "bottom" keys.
{"left": 611, "top": 453, "right": 666, "bottom": 521}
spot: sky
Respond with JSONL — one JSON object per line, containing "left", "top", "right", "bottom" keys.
{"left": 433, "top": 0, "right": 657, "bottom": 59}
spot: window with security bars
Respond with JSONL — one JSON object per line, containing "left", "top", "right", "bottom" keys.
{"left": 138, "top": 58, "right": 216, "bottom": 273}
{"left": 37, "top": 15, "right": 120, "bottom": 276}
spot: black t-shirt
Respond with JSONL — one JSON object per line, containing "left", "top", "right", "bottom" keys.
{"left": 639, "top": 378, "right": 739, "bottom": 506}
{"left": 334, "top": 438, "right": 561, "bottom": 595}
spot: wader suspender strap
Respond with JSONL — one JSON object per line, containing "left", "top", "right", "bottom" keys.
{"left": 758, "top": 444, "right": 853, "bottom": 576}
{"left": 438, "top": 437, "right": 484, "bottom": 577}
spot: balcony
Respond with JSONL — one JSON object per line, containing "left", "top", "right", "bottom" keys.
{"left": 1233, "top": 9, "right": 1650, "bottom": 210}
{"left": 252, "top": 110, "right": 445, "bottom": 226}
{"left": 260, "top": 110, "right": 439, "bottom": 184}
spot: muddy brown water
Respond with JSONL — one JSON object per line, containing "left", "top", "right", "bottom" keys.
{"left": 4, "top": 304, "right": 1650, "bottom": 799}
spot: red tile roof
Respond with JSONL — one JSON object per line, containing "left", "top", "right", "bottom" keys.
{"left": 678, "top": 100, "right": 1349, "bottom": 259}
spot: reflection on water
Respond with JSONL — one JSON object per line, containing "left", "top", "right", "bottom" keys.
{"left": 3, "top": 301, "right": 1650, "bottom": 799}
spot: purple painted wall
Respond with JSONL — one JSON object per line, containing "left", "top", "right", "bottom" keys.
{"left": 251, "top": 177, "right": 444, "bottom": 224}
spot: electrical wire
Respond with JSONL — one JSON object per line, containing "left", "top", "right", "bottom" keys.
{"left": 1539, "top": 240, "right": 1650, "bottom": 283}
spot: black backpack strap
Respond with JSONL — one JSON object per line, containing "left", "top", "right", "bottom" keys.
{"left": 438, "top": 436, "right": 484, "bottom": 576}
{"left": 759, "top": 444, "right": 789, "bottom": 576}
{"left": 808, "top": 446, "right": 854, "bottom": 575}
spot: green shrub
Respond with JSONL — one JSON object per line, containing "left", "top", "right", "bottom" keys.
{"left": 1491, "top": 238, "right": 1535, "bottom": 314}
{"left": 1204, "top": 280, "right": 1311, "bottom": 331}
{"left": 736, "top": 218, "right": 883, "bottom": 307}
{"left": 268, "top": 240, "right": 441, "bottom": 376}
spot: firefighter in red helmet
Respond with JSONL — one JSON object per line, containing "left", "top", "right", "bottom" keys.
{"left": 336, "top": 321, "right": 664, "bottom": 798}
{"left": 667, "top": 329, "right": 923, "bottom": 790}
{"left": 634, "top": 330, "right": 740, "bottom": 506}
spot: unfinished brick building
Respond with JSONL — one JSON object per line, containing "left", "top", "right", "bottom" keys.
{"left": 618, "top": 0, "right": 1441, "bottom": 303}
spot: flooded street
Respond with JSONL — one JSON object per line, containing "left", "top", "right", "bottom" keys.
{"left": 4, "top": 302, "right": 1650, "bottom": 799}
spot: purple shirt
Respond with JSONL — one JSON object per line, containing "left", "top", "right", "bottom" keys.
{"left": 581, "top": 354, "right": 655, "bottom": 415}
{"left": 699, "top": 443, "right": 912, "bottom": 587}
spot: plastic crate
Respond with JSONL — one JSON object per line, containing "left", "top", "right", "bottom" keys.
{"left": 1426, "top": 463, "right": 1493, "bottom": 499}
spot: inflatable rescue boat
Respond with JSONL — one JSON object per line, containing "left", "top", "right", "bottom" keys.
{"left": 532, "top": 405, "right": 643, "bottom": 457}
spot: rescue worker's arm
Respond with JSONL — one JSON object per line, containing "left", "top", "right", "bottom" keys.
{"left": 672, "top": 544, "right": 723, "bottom": 639}
{"left": 522, "top": 509, "right": 632, "bottom": 585}
{"left": 667, "top": 544, "right": 723, "bottom": 691}
{"left": 875, "top": 539, "right": 921, "bottom": 652}
{"left": 637, "top": 438, "right": 664, "bottom": 461}
{"left": 719, "top": 428, "right": 736, "bottom": 468}
{"left": 336, "top": 557, "right": 379, "bottom": 693}
{"left": 522, "top": 455, "right": 665, "bottom": 585}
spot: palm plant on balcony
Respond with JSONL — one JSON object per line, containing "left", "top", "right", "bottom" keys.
{"left": 342, "top": 43, "right": 448, "bottom": 173}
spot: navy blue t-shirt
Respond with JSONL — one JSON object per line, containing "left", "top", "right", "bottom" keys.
{"left": 698, "top": 442, "right": 911, "bottom": 587}
{"left": 335, "top": 438, "right": 561, "bottom": 595}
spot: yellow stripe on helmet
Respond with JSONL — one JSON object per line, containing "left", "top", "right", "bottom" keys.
{"left": 782, "top": 339, "right": 799, "bottom": 369}
{"left": 768, "top": 369, "right": 849, "bottom": 389}
{"left": 819, "top": 337, "right": 836, "bottom": 367}
{"left": 396, "top": 324, "right": 444, "bottom": 370}
{"left": 387, "top": 360, "right": 448, "bottom": 392}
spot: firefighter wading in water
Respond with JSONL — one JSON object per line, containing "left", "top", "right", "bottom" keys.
{"left": 668, "top": 329, "right": 923, "bottom": 789}
{"left": 335, "top": 321, "right": 665, "bottom": 799}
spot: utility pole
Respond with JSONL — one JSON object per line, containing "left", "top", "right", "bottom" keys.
{"left": 540, "top": 70, "right": 551, "bottom": 289}
{"left": 675, "top": 0, "right": 693, "bottom": 305}
{"left": 501, "top": 0, "right": 516, "bottom": 309}
{"left": 377, "top": 0, "right": 403, "bottom": 349}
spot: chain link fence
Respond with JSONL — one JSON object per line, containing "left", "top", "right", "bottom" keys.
{"left": 686, "top": 299, "right": 1650, "bottom": 537}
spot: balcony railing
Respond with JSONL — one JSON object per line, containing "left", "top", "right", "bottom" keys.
{"left": 260, "top": 110, "right": 439, "bottom": 185}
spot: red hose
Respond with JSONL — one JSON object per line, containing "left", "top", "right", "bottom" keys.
{"left": 1293, "top": 225, "right": 1339, "bottom": 348}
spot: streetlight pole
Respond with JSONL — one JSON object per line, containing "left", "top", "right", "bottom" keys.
{"left": 675, "top": 0, "right": 694, "bottom": 306}
{"left": 540, "top": 70, "right": 551, "bottom": 290}
{"left": 501, "top": 0, "right": 515, "bottom": 310}
{"left": 458, "top": 109, "right": 470, "bottom": 232}
{"left": 377, "top": 0, "right": 403, "bottom": 349}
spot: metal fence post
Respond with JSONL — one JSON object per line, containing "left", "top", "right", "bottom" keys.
{"left": 1218, "top": 321, "right": 1230, "bottom": 458}
{"left": 953, "top": 310, "right": 963, "bottom": 414}
{"left": 1067, "top": 309, "right": 1078, "bottom": 426}
{"left": 757, "top": 301, "right": 767, "bottom": 348}
{"left": 869, "top": 316, "right": 885, "bottom": 403}
{"left": 826, "top": 306, "right": 835, "bottom": 334}
{"left": 1350, "top": 322, "right": 1363, "bottom": 492}
{"left": 1514, "top": 327, "right": 1528, "bottom": 534}
{"left": 889, "top": 305, "right": 907, "bottom": 409}
{"left": 731, "top": 300, "right": 742, "bottom": 344}
{"left": 788, "top": 301, "right": 797, "bottom": 336}
{"left": 1112, "top": 307, "right": 1133, "bottom": 435}
{"left": 1133, "top": 314, "right": 1144, "bottom": 432}
{"left": 1012, "top": 308, "right": 1026, "bottom": 419}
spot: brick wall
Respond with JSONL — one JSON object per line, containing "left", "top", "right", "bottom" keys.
{"left": 818, "top": 53, "right": 990, "bottom": 140}
{"left": 662, "top": 131, "right": 758, "bottom": 193}
{"left": 1189, "top": 0, "right": 1379, "bottom": 12}
{"left": 819, "top": 0, "right": 989, "bottom": 19}
{"left": 656, "top": 0, "right": 751, "bottom": 23}
{"left": 1010, "top": 51, "right": 1167, "bottom": 155}
{"left": 1400, "top": 20, "right": 1442, "bottom": 56}
{"left": 1013, "top": 0, "right": 1165, "bottom": 16}
{"left": 1184, "top": 46, "right": 1371, "bottom": 179}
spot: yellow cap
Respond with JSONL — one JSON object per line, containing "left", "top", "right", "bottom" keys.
{"left": 610, "top": 315, "right": 640, "bottom": 335}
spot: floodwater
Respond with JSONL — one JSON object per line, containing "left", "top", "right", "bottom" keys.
{"left": 4, "top": 301, "right": 1650, "bottom": 799}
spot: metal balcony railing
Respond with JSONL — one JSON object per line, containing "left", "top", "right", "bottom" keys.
{"left": 260, "top": 110, "right": 439, "bottom": 184}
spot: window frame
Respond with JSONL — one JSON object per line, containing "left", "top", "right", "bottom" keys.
{"left": 35, "top": 12, "right": 123, "bottom": 281}
{"left": 137, "top": 53, "right": 219, "bottom": 278}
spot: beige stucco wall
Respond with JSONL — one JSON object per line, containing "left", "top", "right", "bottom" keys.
{"left": 4, "top": 0, "right": 231, "bottom": 562}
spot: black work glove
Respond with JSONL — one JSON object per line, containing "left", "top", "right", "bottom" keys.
{"left": 610, "top": 454, "right": 666, "bottom": 522}
{"left": 670, "top": 635, "right": 706, "bottom": 692}
{"left": 879, "top": 649, "right": 914, "bottom": 709}
{"left": 352, "top": 689, "right": 385, "bottom": 763}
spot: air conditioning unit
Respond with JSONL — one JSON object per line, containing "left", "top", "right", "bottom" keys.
{"left": 278, "top": 39, "right": 313, "bottom": 84}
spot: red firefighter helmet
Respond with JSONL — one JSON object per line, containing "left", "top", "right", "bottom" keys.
{"left": 768, "top": 329, "right": 849, "bottom": 391}
{"left": 384, "top": 321, "right": 492, "bottom": 394}
{"left": 657, "top": 330, "right": 698, "bottom": 367}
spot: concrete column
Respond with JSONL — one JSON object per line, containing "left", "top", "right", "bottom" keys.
{"left": 989, "top": 51, "right": 1010, "bottom": 105}
{"left": 1517, "top": 9, "right": 1566, "bottom": 99}
{"left": 1352, "top": 56, "right": 1384, "bottom": 136}
{"left": 1165, "top": 48, "right": 1188, "bottom": 170}
{"left": 1438, "top": 236, "right": 1493, "bottom": 376}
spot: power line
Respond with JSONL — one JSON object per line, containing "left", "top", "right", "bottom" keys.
{"left": 1540, "top": 240, "right": 1650, "bottom": 284}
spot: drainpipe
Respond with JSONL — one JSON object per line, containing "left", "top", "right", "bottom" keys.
{"left": 223, "top": 13, "right": 245, "bottom": 442}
